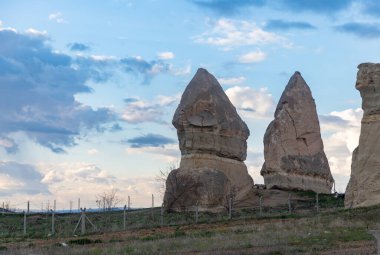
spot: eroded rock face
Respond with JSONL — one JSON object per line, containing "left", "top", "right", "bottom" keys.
{"left": 172, "top": 68, "right": 250, "bottom": 161}
{"left": 261, "top": 72, "right": 334, "bottom": 193}
{"left": 345, "top": 63, "right": 380, "bottom": 208}
{"left": 164, "top": 68, "right": 254, "bottom": 211}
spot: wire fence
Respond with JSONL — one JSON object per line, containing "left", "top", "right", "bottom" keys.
{"left": 0, "top": 192, "right": 345, "bottom": 239}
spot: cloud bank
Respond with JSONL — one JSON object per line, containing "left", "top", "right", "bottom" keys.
{"left": 0, "top": 28, "right": 116, "bottom": 153}
{"left": 0, "top": 161, "right": 49, "bottom": 196}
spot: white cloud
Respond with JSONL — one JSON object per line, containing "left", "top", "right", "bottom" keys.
{"left": 321, "top": 108, "right": 362, "bottom": 154}
{"left": 156, "top": 94, "right": 181, "bottom": 106}
{"left": 25, "top": 28, "right": 48, "bottom": 37}
{"left": 87, "top": 148, "right": 99, "bottom": 155}
{"left": 0, "top": 28, "right": 116, "bottom": 153}
{"left": 0, "top": 174, "right": 24, "bottom": 190}
{"left": 320, "top": 108, "right": 362, "bottom": 192}
{"left": 48, "top": 12, "right": 66, "bottom": 24}
{"left": 218, "top": 76, "right": 246, "bottom": 86}
{"left": 225, "top": 86, "right": 275, "bottom": 119}
{"left": 0, "top": 161, "right": 49, "bottom": 196}
{"left": 90, "top": 55, "right": 118, "bottom": 61}
{"left": 34, "top": 162, "right": 163, "bottom": 208}
{"left": 170, "top": 64, "right": 191, "bottom": 76}
{"left": 122, "top": 95, "right": 180, "bottom": 124}
{"left": 195, "top": 18, "right": 286, "bottom": 49}
{"left": 246, "top": 148, "right": 265, "bottom": 184}
{"left": 122, "top": 99, "right": 164, "bottom": 124}
{"left": 0, "top": 26, "right": 17, "bottom": 33}
{"left": 126, "top": 144, "right": 180, "bottom": 164}
{"left": 157, "top": 51, "right": 175, "bottom": 60}
{"left": 238, "top": 50, "right": 267, "bottom": 63}
{"left": 40, "top": 162, "right": 115, "bottom": 185}
{"left": 0, "top": 138, "right": 14, "bottom": 149}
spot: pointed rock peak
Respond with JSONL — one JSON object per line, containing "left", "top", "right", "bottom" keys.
{"left": 186, "top": 68, "right": 221, "bottom": 92}
{"left": 195, "top": 67, "right": 209, "bottom": 76}
{"left": 275, "top": 71, "right": 312, "bottom": 116}
{"left": 285, "top": 71, "right": 309, "bottom": 91}
{"left": 176, "top": 68, "right": 230, "bottom": 110}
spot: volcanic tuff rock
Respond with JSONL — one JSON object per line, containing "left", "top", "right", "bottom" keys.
{"left": 261, "top": 72, "right": 334, "bottom": 193}
{"left": 345, "top": 63, "right": 380, "bottom": 208}
{"left": 164, "top": 68, "right": 254, "bottom": 211}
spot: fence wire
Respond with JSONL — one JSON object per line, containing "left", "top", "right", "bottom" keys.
{"left": 0, "top": 192, "right": 345, "bottom": 239}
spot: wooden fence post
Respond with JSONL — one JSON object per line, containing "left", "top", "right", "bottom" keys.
{"left": 160, "top": 204, "right": 164, "bottom": 227}
{"left": 316, "top": 193, "right": 319, "bottom": 213}
{"left": 81, "top": 209, "right": 86, "bottom": 235}
{"left": 228, "top": 197, "right": 232, "bottom": 220}
{"left": 23, "top": 211, "right": 27, "bottom": 235}
{"left": 73, "top": 207, "right": 96, "bottom": 235}
{"left": 123, "top": 205, "right": 127, "bottom": 231}
{"left": 151, "top": 194, "right": 154, "bottom": 219}
{"left": 51, "top": 210, "right": 55, "bottom": 235}
{"left": 195, "top": 203, "right": 199, "bottom": 224}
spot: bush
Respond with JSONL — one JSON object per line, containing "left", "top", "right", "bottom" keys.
{"left": 68, "top": 238, "right": 93, "bottom": 245}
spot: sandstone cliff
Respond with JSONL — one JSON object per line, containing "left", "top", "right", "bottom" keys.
{"left": 345, "top": 63, "right": 380, "bottom": 208}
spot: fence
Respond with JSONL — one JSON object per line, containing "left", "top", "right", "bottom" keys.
{"left": 0, "top": 192, "right": 345, "bottom": 239}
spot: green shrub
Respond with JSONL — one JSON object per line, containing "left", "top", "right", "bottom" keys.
{"left": 68, "top": 238, "right": 93, "bottom": 245}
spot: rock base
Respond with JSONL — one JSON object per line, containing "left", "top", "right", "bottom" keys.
{"left": 164, "top": 154, "right": 254, "bottom": 212}
{"left": 264, "top": 172, "right": 333, "bottom": 194}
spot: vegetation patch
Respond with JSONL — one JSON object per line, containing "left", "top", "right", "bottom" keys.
{"left": 173, "top": 228, "right": 186, "bottom": 238}
{"left": 68, "top": 238, "right": 94, "bottom": 245}
{"left": 140, "top": 233, "right": 165, "bottom": 241}
{"left": 194, "top": 230, "right": 215, "bottom": 237}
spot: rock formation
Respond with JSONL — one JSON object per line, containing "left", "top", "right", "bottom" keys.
{"left": 164, "top": 68, "right": 254, "bottom": 211}
{"left": 261, "top": 72, "right": 334, "bottom": 193}
{"left": 345, "top": 63, "right": 380, "bottom": 208}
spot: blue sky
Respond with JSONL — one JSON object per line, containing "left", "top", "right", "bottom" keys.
{"left": 0, "top": 0, "right": 379, "bottom": 210}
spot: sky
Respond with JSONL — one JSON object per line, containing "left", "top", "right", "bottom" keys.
{"left": 0, "top": 0, "right": 379, "bottom": 211}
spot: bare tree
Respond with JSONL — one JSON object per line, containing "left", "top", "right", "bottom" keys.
{"left": 163, "top": 169, "right": 201, "bottom": 212}
{"left": 156, "top": 163, "right": 178, "bottom": 197}
{"left": 96, "top": 189, "right": 121, "bottom": 211}
{"left": 2, "top": 201, "right": 11, "bottom": 212}
{"left": 223, "top": 185, "right": 256, "bottom": 212}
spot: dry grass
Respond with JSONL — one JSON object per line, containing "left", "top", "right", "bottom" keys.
{"left": 1, "top": 204, "right": 379, "bottom": 254}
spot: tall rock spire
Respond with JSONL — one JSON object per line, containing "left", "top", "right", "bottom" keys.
{"left": 261, "top": 71, "right": 334, "bottom": 193}
{"left": 345, "top": 63, "right": 380, "bottom": 208}
{"left": 173, "top": 68, "right": 250, "bottom": 161}
{"left": 164, "top": 68, "right": 254, "bottom": 212}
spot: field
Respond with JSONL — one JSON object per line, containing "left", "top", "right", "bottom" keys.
{"left": 0, "top": 192, "right": 379, "bottom": 254}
